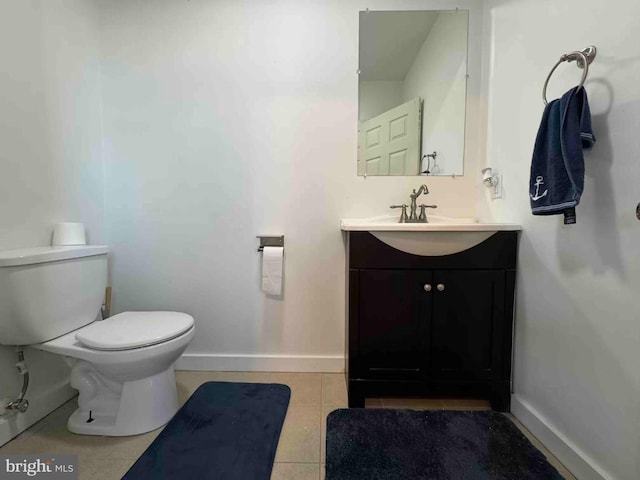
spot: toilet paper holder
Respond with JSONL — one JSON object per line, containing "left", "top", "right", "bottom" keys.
{"left": 257, "top": 235, "right": 284, "bottom": 252}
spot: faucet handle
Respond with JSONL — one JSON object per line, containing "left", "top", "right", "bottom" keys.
{"left": 390, "top": 204, "right": 409, "bottom": 223}
{"left": 417, "top": 204, "right": 437, "bottom": 222}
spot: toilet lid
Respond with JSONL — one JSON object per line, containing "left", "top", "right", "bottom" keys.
{"left": 75, "top": 311, "right": 194, "bottom": 351}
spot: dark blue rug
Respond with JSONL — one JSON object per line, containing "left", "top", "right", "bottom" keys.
{"left": 326, "top": 409, "right": 565, "bottom": 480}
{"left": 123, "top": 382, "right": 290, "bottom": 480}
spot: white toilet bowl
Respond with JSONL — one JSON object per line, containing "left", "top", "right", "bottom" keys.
{"left": 0, "top": 246, "right": 196, "bottom": 437}
{"left": 33, "top": 311, "right": 195, "bottom": 436}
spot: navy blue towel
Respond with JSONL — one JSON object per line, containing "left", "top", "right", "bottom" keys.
{"left": 530, "top": 86, "right": 595, "bottom": 224}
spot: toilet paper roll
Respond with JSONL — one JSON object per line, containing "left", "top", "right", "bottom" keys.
{"left": 261, "top": 246, "right": 284, "bottom": 296}
{"left": 52, "top": 222, "right": 86, "bottom": 246}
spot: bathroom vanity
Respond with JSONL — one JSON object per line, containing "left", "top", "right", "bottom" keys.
{"left": 341, "top": 216, "right": 521, "bottom": 411}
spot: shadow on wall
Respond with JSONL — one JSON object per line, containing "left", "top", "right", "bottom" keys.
{"left": 554, "top": 78, "right": 626, "bottom": 279}
{"left": 514, "top": 232, "right": 638, "bottom": 477}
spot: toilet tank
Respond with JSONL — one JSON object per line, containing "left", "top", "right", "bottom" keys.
{"left": 0, "top": 245, "right": 109, "bottom": 345}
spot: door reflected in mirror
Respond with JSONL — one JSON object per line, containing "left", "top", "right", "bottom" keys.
{"left": 358, "top": 10, "right": 468, "bottom": 176}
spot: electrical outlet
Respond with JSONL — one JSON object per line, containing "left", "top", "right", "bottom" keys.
{"left": 491, "top": 174, "right": 503, "bottom": 199}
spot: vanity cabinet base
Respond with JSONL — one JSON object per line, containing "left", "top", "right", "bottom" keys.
{"left": 346, "top": 231, "right": 518, "bottom": 413}
{"left": 348, "top": 380, "right": 511, "bottom": 412}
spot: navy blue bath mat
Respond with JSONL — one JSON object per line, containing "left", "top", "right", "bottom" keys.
{"left": 124, "top": 382, "right": 290, "bottom": 480}
{"left": 326, "top": 409, "right": 564, "bottom": 480}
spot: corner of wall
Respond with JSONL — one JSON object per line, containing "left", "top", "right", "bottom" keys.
{"left": 512, "top": 395, "right": 613, "bottom": 480}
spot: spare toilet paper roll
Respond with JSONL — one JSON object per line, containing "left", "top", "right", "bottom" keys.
{"left": 261, "top": 246, "right": 284, "bottom": 296}
{"left": 52, "top": 222, "right": 86, "bottom": 246}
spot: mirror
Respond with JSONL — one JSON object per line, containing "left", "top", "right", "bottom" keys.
{"left": 358, "top": 10, "right": 468, "bottom": 176}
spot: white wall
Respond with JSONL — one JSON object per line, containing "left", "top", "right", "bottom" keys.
{"left": 99, "top": 0, "right": 486, "bottom": 372}
{"left": 358, "top": 80, "right": 403, "bottom": 121}
{"left": 0, "top": 0, "right": 104, "bottom": 443}
{"left": 4, "top": 5, "right": 635, "bottom": 476}
{"left": 403, "top": 11, "right": 468, "bottom": 175}
{"left": 481, "top": 1, "right": 640, "bottom": 479}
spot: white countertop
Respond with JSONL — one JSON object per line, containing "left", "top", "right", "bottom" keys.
{"left": 340, "top": 214, "right": 522, "bottom": 232}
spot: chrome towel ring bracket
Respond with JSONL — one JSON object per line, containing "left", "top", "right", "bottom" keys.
{"left": 542, "top": 46, "right": 597, "bottom": 105}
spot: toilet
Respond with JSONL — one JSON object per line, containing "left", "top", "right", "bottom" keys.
{"left": 0, "top": 245, "right": 195, "bottom": 436}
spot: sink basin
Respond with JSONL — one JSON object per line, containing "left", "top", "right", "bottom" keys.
{"left": 340, "top": 214, "right": 520, "bottom": 232}
{"left": 341, "top": 214, "right": 521, "bottom": 256}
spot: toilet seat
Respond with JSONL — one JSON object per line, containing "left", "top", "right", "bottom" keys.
{"left": 75, "top": 311, "right": 194, "bottom": 351}
{"left": 32, "top": 311, "right": 195, "bottom": 436}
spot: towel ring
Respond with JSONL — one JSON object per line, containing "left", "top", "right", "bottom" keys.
{"left": 542, "top": 46, "right": 597, "bottom": 105}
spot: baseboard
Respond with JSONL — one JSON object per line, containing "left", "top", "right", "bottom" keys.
{"left": 511, "top": 394, "right": 614, "bottom": 480}
{"left": 0, "top": 381, "right": 76, "bottom": 446}
{"left": 175, "top": 353, "right": 345, "bottom": 373}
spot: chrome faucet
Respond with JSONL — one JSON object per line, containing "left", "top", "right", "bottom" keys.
{"left": 409, "top": 185, "right": 429, "bottom": 221}
{"left": 390, "top": 184, "right": 437, "bottom": 223}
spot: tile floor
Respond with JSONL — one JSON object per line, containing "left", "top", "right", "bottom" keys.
{"left": 1, "top": 371, "right": 576, "bottom": 480}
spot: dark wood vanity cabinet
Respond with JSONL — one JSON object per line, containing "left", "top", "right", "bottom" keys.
{"left": 347, "top": 231, "right": 518, "bottom": 411}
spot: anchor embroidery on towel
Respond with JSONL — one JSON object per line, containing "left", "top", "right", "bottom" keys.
{"left": 530, "top": 176, "right": 548, "bottom": 201}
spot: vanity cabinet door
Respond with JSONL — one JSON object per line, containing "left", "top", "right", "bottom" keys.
{"left": 430, "top": 270, "right": 505, "bottom": 381}
{"left": 356, "top": 269, "right": 430, "bottom": 378}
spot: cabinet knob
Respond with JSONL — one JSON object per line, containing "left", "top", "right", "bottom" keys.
{"left": 423, "top": 284, "right": 432, "bottom": 292}
{"left": 437, "top": 283, "right": 445, "bottom": 292}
